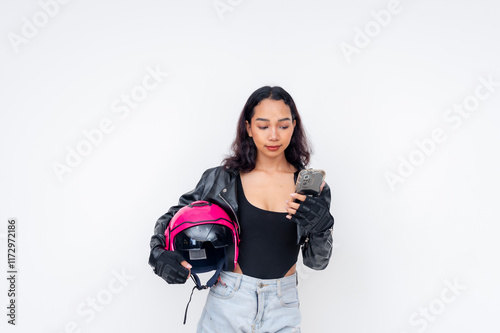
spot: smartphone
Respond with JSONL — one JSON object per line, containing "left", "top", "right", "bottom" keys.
{"left": 295, "top": 169, "right": 326, "bottom": 196}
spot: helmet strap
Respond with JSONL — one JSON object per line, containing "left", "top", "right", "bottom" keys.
{"left": 183, "top": 257, "right": 225, "bottom": 325}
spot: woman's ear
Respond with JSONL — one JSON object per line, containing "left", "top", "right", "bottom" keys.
{"left": 246, "top": 120, "right": 253, "bottom": 138}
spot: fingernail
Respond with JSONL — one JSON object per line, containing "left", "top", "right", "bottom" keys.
{"left": 187, "top": 264, "right": 192, "bottom": 268}
{"left": 290, "top": 193, "right": 296, "bottom": 197}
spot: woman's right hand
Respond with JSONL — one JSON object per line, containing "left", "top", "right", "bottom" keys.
{"left": 154, "top": 250, "right": 192, "bottom": 284}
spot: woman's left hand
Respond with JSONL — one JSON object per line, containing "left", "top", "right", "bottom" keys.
{"left": 285, "top": 182, "right": 333, "bottom": 234}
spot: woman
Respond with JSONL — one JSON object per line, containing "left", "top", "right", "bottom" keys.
{"left": 149, "top": 86, "right": 334, "bottom": 332}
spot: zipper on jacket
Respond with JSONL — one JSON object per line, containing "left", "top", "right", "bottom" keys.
{"left": 219, "top": 191, "right": 241, "bottom": 233}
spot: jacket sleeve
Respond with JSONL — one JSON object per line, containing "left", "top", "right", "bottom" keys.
{"left": 301, "top": 181, "right": 334, "bottom": 270}
{"left": 148, "top": 167, "right": 217, "bottom": 268}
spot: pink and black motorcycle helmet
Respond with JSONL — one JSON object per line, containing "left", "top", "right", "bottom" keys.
{"left": 165, "top": 201, "right": 240, "bottom": 291}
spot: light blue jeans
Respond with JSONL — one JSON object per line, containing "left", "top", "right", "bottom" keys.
{"left": 196, "top": 271, "right": 301, "bottom": 333}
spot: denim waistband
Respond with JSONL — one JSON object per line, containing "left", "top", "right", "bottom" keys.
{"left": 219, "top": 270, "right": 297, "bottom": 292}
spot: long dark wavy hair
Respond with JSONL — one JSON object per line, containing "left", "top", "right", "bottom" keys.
{"left": 222, "top": 86, "right": 311, "bottom": 172}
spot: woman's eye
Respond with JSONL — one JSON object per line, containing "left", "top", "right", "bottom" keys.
{"left": 258, "top": 127, "right": 268, "bottom": 130}
{"left": 280, "top": 126, "right": 289, "bottom": 130}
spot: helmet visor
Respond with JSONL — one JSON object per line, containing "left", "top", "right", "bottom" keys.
{"left": 174, "top": 224, "right": 234, "bottom": 250}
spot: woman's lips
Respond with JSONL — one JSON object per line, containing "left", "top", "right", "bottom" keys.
{"left": 266, "top": 145, "right": 280, "bottom": 151}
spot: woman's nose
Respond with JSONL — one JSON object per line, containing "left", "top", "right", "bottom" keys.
{"left": 269, "top": 127, "right": 279, "bottom": 140}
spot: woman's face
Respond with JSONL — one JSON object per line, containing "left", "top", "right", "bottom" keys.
{"left": 246, "top": 98, "right": 296, "bottom": 159}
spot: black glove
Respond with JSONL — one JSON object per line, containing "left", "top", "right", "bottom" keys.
{"left": 153, "top": 250, "right": 190, "bottom": 284}
{"left": 290, "top": 195, "right": 333, "bottom": 234}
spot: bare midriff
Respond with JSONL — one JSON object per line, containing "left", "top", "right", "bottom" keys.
{"left": 232, "top": 262, "right": 296, "bottom": 277}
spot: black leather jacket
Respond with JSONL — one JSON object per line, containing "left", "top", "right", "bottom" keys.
{"left": 149, "top": 166, "right": 334, "bottom": 270}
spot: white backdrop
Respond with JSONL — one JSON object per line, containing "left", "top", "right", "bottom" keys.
{"left": 1, "top": 0, "right": 499, "bottom": 332}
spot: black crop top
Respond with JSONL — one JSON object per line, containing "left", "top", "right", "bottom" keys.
{"left": 236, "top": 174, "right": 300, "bottom": 279}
